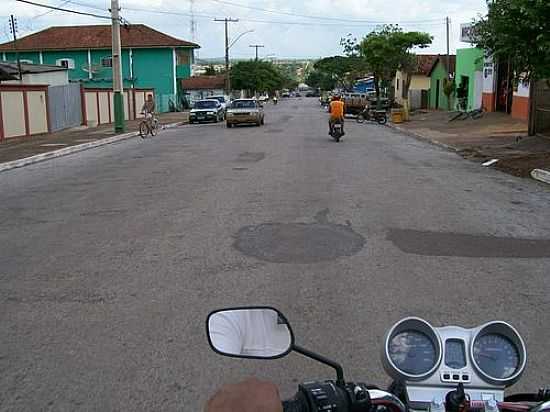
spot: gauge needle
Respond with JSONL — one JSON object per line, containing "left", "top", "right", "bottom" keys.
{"left": 478, "top": 353, "right": 498, "bottom": 361}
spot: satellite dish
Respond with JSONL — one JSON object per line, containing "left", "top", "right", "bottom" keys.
{"left": 81, "top": 64, "right": 103, "bottom": 75}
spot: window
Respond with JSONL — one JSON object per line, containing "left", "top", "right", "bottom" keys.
{"left": 101, "top": 56, "right": 112, "bottom": 67}
{"left": 56, "top": 58, "right": 75, "bottom": 69}
{"left": 176, "top": 49, "right": 190, "bottom": 65}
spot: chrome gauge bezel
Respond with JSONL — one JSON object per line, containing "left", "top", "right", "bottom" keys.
{"left": 383, "top": 317, "right": 443, "bottom": 381}
{"left": 470, "top": 321, "right": 527, "bottom": 386}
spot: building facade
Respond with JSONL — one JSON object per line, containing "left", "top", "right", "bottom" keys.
{"left": 455, "top": 48, "right": 484, "bottom": 111}
{"left": 0, "top": 24, "right": 199, "bottom": 112}
{"left": 428, "top": 55, "right": 456, "bottom": 111}
{"left": 394, "top": 54, "right": 438, "bottom": 110}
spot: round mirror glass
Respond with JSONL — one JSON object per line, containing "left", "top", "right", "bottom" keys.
{"left": 207, "top": 307, "right": 293, "bottom": 359}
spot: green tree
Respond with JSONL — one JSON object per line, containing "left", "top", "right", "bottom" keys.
{"left": 358, "top": 25, "right": 432, "bottom": 111}
{"left": 305, "top": 70, "right": 337, "bottom": 91}
{"left": 204, "top": 65, "right": 218, "bottom": 76}
{"left": 313, "top": 55, "right": 368, "bottom": 90}
{"left": 474, "top": 0, "right": 550, "bottom": 133}
{"left": 230, "top": 60, "right": 291, "bottom": 95}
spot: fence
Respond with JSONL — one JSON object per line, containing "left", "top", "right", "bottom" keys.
{"left": 48, "top": 83, "right": 82, "bottom": 132}
{"left": 534, "top": 80, "right": 550, "bottom": 138}
{"left": 83, "top": 88, "right": 154, "bottom": 126}
{"left": 0, "top": 84, "right": 50, "bottom": 140}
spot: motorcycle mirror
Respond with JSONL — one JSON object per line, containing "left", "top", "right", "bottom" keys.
{"left": 206, "top": 307, "right": 294, "bottom": 359}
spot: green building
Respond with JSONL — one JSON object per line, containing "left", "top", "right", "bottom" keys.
{"left": 455, "top": 48, "right": 484, "bottom": 111}
{"left": 0, "top": 24, "right": 199, "bottom": 112}
{"left": 428, "top": 55, "right": 456, "bottom": 111}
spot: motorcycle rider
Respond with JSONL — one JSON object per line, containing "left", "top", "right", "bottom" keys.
{"left": 205, "top": 378, "right": 282, "bottom": 412}
{"left": 328, "top": 95, "right": 345, "bottom": 136}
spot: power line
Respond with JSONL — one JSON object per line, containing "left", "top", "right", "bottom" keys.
{"left": 32, "top": 0, "right": 72, "bottom": 19}
{"left": 207, "top": 0, "right": 444, "bottom": 24}
{"left": 119, "top": 6, "right": 445, "bottom": 28}
{"left": 14, "top": 0, "right": 112, "bottom": 20}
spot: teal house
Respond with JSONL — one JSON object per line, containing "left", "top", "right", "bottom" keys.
{"left": 428, "top": 55, "right": 456, "bottom": 111}
{"left": 0, "top": 24, "right": 199, "bottom": 112}
{"left": 455, "top": 48, "right": 484, "bottom": 111}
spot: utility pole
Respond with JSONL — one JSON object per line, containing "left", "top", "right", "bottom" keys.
{"left": 9, "top": 15, "right": 22, "bottom": 81}
{"left": 249, "top": 44, "right": 264, "bottom": 61}
{"left": 446, "top": 16, "right": 450, "bottom": 78}
{"left": 214, "top": 18, "right": 238, "bottom": 95}
{"left": 111, "top": 0, "right": 125, "bottom": 132}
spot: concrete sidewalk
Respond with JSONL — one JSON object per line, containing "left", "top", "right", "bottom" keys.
{"left": 391, "top": 110, "right": 550, "bottom": 178}
{"left": 0, "top": 112, "right": 189, "bottom": 165}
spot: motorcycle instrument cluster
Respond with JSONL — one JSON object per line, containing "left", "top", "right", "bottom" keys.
{"left": 383, "top": 318, "right": 526, "bottom": 390}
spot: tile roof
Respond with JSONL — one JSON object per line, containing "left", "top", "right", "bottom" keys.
{"left": 428, "top": 55, "right": 457, "bottom": 77}
{"left": 415, "top": 54, "right": 439, "bottom": 75}
{"left": 181, "top": 75, "right": 226, "bottom": 90}
{"left": 0, "top": 24, "right": 199, "bottom": 51}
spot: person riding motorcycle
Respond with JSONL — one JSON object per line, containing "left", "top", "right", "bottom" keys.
{"left": 328, "top": 95, "right": 345, "bottom": 136}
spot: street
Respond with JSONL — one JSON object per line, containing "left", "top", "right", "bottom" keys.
{"left": 1, "top": 98, "right": 550, "bottom": 411}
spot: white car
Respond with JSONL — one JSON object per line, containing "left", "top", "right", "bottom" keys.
{"left": 206, "top": 95, "right": 230, "bottom": 112}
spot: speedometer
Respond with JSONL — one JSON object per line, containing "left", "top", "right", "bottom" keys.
{"left": 471, "top": 321, "right": 527, "bottom": 386}
{"left": 389, "top": 331, "right": 437, "bottom": 375}
{"left": 473, "top": 334, "right": 519, "bottom": 379}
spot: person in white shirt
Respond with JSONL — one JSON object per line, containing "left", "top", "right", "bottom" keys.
{"left": 208, "top": 309, "right": 291, "bottom": 357}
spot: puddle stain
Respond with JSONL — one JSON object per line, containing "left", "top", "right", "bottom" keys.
{"left": 387, "top": 228, "right": 550, "bottom": 258}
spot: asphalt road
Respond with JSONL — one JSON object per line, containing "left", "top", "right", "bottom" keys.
{"left": 1, "top": 99, "right": 550, "bottom": 411}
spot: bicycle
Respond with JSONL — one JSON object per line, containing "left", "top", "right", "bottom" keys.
{"left": 449, "top": 107, "right": 485, "bottom": 122}
{"left": 139, "top": 113, "right": 159, "bottom": 138}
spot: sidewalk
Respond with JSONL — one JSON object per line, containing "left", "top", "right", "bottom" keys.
{"left": 0, "top": 112, "right": 189, "bottom": 164}
{"left": 391, "top": 110, "right": 550, "bottom": 178}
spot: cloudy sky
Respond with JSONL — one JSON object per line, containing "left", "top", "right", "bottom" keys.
{"left": 2, "top": 0, "right": 488, "bottom": 59}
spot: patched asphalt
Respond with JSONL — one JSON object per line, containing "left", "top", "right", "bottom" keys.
{"left": 1, "top": 99, "right": 550, "bottom": 411}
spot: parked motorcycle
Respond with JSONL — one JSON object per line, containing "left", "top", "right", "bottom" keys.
{"left": 357, "top": 106, "right": 388, "bottom": 125}
{"left": 207, "top": 306, "right": 550, "bottom": 412}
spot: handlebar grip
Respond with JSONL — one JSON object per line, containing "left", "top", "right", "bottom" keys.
{"left": 283, "top": 393, "right": 309, "bottom": 412}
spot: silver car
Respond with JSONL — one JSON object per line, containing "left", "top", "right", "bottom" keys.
{"left": 226, "top": 99, "right": 265, "bottom": 128}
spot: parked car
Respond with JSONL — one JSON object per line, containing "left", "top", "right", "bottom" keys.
{"left": 226, "top": 99, "right": 265, "bottom": 127}
{"left": 205, "top": 95, "right": 230, "bottom": 112}
{"left": 258, "top": 94, "right": 269, "bottom": 103}
{"left": 189, "top": 100, "right": 225, "bottom": 123}
{"left": 281, "top": 90, "right": 290, "bottom": 98}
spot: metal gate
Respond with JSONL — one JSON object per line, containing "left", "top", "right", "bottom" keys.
{"left": 534, "top": 80, "right": 550, "bottom": 138}
{"left": 48, "top": 83, "right": 82, "bottom": 132}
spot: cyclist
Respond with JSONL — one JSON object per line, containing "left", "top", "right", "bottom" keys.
{"left": 141, "top": 94, "right": 156, "bottom": 129}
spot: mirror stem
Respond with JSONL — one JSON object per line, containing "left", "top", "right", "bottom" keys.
{"left": 293, "top": 345, "right": 345, "bottom": 387}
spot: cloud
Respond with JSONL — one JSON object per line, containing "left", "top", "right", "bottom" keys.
{"left": 4, "top": 0, "right": 488, "bottom": 58}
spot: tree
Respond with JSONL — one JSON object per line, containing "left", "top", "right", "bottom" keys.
{"left": 474, "top": 0, "right": 550, "bottom": 134}
{"left": 305, "top": 70, "right": 337, "bottom": 91}
{"left": 313, "top": 53, "right": 369, "bottom": 90}
{"left": 204, "top": 65, "right": 218, "bottom": 76}
{"left": 230, "top": 60, "right": 291, "bottom": 95}
{"left": 358, "top": 25, "right": 432, "bottom": 112}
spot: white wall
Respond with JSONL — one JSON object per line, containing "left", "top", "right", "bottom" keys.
{"left": 482, "top": 56, "right": 496, "bottom": 94}
{"left": 514, "top": 80, "right": 530, "bottom": 98}
{"left": 187, "top": 89, "right": 225, "bottom": 105}
{"left": 4, "top": 71, "right": 69, "bottom": 87}
{"left": 473, "top": 71, "right": 483, "bottom": 109}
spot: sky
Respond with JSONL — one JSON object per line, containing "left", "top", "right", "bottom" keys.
{"left": 2, "top": 0, "right": 488, "bottom": 60}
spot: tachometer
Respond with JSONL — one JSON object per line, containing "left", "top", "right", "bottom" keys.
{"left": 473, "top": 334, "right": 519, "bottom": 379}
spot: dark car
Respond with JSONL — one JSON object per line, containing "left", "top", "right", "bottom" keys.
{"left": 189, "top": 100, "right": 225, "bottom": 123}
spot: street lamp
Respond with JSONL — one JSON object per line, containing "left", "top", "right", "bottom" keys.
{"left": 229, "top": 30, "right": 254, "bottom": 50}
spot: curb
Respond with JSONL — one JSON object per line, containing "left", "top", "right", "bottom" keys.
{"left": 0, "top": 121, "right": 184, "bottom": 174}
{"left": 386, "top": 122, "right": 459, "bottom": 153}
{"left": 531, "top": 169, "right": 550, "bottom": 185}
